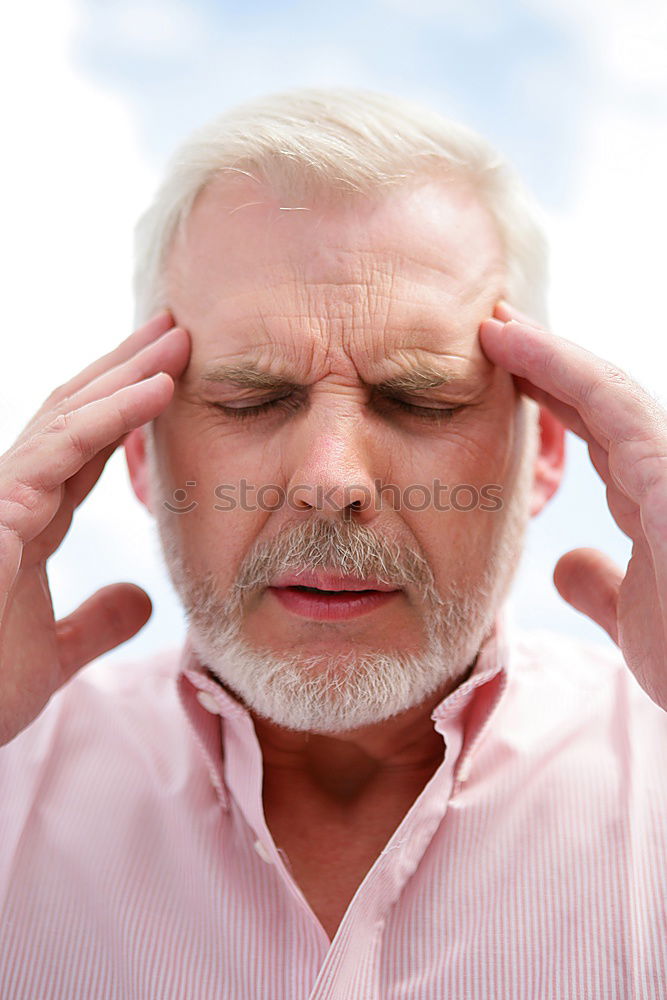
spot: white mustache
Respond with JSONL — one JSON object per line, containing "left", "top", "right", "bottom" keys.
{"left": 232, "top": 517, "right": 444, "bottom": 605}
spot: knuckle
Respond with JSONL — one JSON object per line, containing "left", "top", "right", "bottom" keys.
{"left": 634, "top": 453, "right": 667, "bottom": 498}
{"left": 579, "top": 361, "right": 635, "bottom": 410}
{"left": 12, "top": 479, "right": 42, "bottom": 514}
{"left": 600, "top": 361, "right": 630, "bottom": 388}
{"left": 48, "top": 411, "right": 71, "bottom": 433}
{"left": 0, "top": 521, "right": 22, "bottom": 556}
{"left": 47, "top": 411, "right": 96, "bottom": 464}
{"left": 1, "top": 476, "right": 50, "bottom": 518}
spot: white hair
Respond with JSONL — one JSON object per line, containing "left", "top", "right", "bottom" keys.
{"left": 133, "top": 86, "right": 550, "bottom": 327}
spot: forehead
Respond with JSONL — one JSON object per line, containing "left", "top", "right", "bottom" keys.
{"left": 166, "top": 175, "right": 506, "bottom": 377}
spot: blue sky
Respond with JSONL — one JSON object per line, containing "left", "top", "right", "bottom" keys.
{"left": 73, "top": 0, "right": 590, "bottom": 210}
{"left": 1, "top": 0, "right": 665, "bottom": 663}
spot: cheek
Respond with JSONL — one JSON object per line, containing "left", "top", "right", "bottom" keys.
{"left": 387, "top": 411, "right": 517, "bottom": 492}
{"left": 407, "top": 494, "right": 511, "bottom": 599}
{"left": 395, "top": 408, "right": 522, "bottom": 578}
{"left": 154, "top": 423, "right": 275, "bottom": 582}
{"left": 160, "top": 399, "right": 281, "bottom": 495}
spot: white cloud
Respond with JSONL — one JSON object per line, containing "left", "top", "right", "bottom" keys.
{"left": 93, "top": 0, "right": 207, "bottom": 57}
{"left": 1, "top": 0, "right": 663, "bottom": 667}
{"left": 0, "top": 0, "right": 183, "bottom": 662}
{"left": 0, "top": 1, "right": 157, "bottom": 436}
{"left": 377, "top": 0, "right": 503, "bottom": 35}
{"left": 545, "top": 106, "right": 667, "bottom": 404}
{"left": 536, "top": 0, "right": 667, "bottom": 91}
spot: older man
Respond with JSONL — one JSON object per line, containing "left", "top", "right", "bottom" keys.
{"left": 0, "top": 88, "right": 665, "bottom": 998}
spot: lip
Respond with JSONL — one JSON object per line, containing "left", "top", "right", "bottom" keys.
{"left": 267, "top": 586, "right": 400, "bottom": 621}
{"left": 268, "top": 571, "right": 400, "bottom": 592}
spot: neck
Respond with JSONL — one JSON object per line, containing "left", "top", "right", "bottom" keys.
{"left": 251, "top": 660, "right": 475, "bottom": 807}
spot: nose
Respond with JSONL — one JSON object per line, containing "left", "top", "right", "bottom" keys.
{"left": 285, "top": 417, "right": 382, "bottom": 524}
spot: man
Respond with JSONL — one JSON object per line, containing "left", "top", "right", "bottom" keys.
{"left": 0, "top": 88, "right": 665, "bottom": 998}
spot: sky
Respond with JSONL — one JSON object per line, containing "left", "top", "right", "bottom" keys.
{"left": 1, "top": 0, "right": 665, "bottom": 667}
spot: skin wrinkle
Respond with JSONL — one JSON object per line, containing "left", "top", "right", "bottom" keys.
{"left": 189, "top": 323, "right": 494, "bottom": 398}
{"left": 145, "top": 175, "right": 541, "bottom": 797}
{"left": 197, "top": 359, "right": 477, "bottom": 396}
{"left": 176, "top": 292, "right": 482, "bottom": 368}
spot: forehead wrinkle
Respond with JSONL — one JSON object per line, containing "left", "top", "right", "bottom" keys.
{"left": 192, "top": 287, "right": 487, "bottom": 391}
{"left": 183, "top": 237, "right": 501, "bottom": 391}
{"left": 291, "top": 243, "right": 502, "bottom": 304}
{"left": 262, "top": 248, "right": 452, "bottom": 309}
{"left": 197, "top": 350, "right": 476, "bottom": 393}
{"left": 262, "top": 248, "right": 497, "bottom": 330}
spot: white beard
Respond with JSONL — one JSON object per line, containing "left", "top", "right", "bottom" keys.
{"left": 146, "top": 404, "right": 538, "bottom": 734}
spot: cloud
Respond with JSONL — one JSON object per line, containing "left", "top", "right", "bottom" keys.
{"left": 82, "top": 0, "right": 208, "bottom": 58}
{"left": 0, "top": 0, "right": 157, "bottom": 436}
{"left": 0, "top": 0, "right": 185, "bottom": 660}
{"left": 3, "top": 0, "right": 662, "bottom": 662}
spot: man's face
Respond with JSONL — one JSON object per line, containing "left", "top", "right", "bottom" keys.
{"left": 143, "top": 175, "right": 539, "bottom": 733}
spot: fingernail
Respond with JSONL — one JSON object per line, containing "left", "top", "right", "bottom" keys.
{"left": 156, "top": 325, "right": 183, "bottom": 340}
{"left": 480, "top": 318, "right": 505, "bottom": 333}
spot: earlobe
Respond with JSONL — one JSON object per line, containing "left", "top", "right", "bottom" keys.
{"left": 530, "top": 404, "right": 566, "bottom": 517}
{"left": 124, "top": 427, "right": 154, "bottom": 515}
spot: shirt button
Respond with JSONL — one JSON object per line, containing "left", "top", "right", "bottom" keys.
{"left": 196, "top": 690, "right": 221, "bottom": 714}
{"left": 253, "top": 839, "right": 273, "bottom": 864}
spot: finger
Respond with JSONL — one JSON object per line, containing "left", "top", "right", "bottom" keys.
{"left": 605, "top": 481, "right": 643, "bottom": 539}
{"left": 1, "top": 373, "right": 174, "bottom": 541}
{"left": 35, "top": 325, "right": 189, "bottom": 426}
{"left": 64, "top": 439, "right": 122, "bottom": 509}
{"left": 479, "top": 318, "right": 667, "bottom": 504}
{"left": 9, "top": 433, "right": 136, "bottom": 569}
{"left": 0, "top": 524, "right": 23, "bottom": 620}
{"left": 513, "top": 376, "right": 593, "bottom": 445}
{"left": 587, "top": 436, "right": 644, "bottom": 537}
{"left": 587, "top": 437, "right": 610, "bottom": 481}
{"left": 553, "top": 547, "right": 623, "bottom": 644}
{"left": 34, "top": 440, "right": 124, "bottom": 557}
{"left": 55, "top": 582, "right": 152, "bottom": 679}
{"left": 493, "top": 299, "right": 541, "bottom": 327}
{"left": 479, "top": 318, "right": 663, "bottom": 442}
{"left": 42, "top": 310, "right": 174, "bottom": 411}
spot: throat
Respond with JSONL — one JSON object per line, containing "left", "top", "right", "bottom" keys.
{"left": 307, "top": 757, "right": 380, "bottom": 803}
{"left": 263, "top": 767, "right": 443, "bottom": 940}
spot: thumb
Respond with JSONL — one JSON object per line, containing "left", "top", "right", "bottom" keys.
{"left": 56, "top": 583, "right": 153, "bottom": 678}
{"left": 553, "top": 547, "right": 623, "bottom": 644}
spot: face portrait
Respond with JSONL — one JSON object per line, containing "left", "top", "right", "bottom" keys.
{"left": 126, "top": 174, "right": 563, "bottom": 736}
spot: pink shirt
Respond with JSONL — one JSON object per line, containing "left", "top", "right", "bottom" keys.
{"left": 1, "top": 606, "right": 666, "bottom": 998}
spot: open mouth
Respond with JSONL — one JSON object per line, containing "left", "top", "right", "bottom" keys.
{"left": 267, "top": 583, "right": 400, "bottom": 620}
{"left": 287, "top": 585, "right": 378, "bottom": 595}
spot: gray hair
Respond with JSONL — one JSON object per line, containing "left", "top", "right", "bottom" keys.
{"left": 133, "top": 86, "right": 550, "bottom": 327}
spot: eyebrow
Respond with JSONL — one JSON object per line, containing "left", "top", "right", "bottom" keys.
{"left": 199, "top": 361, "right": 459, "bottom": 394}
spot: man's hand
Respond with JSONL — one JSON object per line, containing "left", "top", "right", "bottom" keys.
{"left": 480, "top": 302, "right": 667, "bottom": 714}
{"left": 0, "top": 311, "right": 190, "bottom": 746}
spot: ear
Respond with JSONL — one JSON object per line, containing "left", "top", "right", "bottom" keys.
{"left": 124, "top": 426, "right": 154, "bottom": 515}
{"left": 529, "top": 403, "right": 566, "bottom": 517}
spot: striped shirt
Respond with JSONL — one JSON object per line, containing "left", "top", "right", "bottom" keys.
{"left": 1, "top": 605, "right": 666, "bottom": 998}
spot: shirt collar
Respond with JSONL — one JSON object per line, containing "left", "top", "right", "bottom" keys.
{"left": 176, "top": 603, "right": 512, "bottom": 812}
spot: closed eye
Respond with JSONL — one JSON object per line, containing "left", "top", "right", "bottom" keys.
{"left": 211, "top": 393, "right": 464, "bottom": 424}
{"left": 378, "top": 396, "right": 462, "bottom": 423}
{"left": 211, "top": 394, "right": 303, "bottom": 422}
